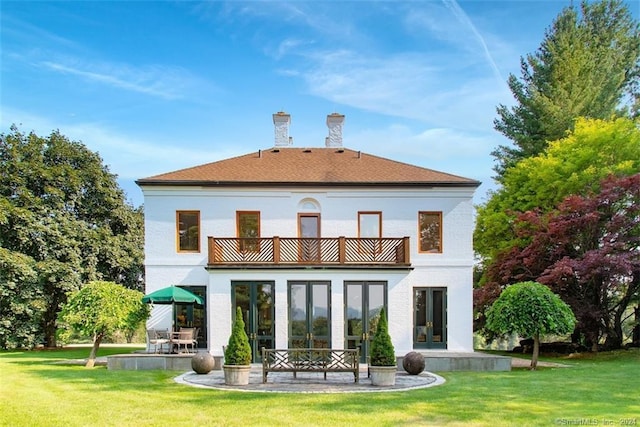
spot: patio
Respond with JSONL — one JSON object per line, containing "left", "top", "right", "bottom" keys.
{"left": 176, "top": 366, "right": 445, "bottom": 393}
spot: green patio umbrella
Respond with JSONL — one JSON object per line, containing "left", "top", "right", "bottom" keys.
{"left": 142, "top": 286, "right": 204, "bottom": 306}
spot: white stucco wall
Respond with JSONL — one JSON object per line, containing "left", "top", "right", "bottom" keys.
{"left": 142, "top": 185, "right": 476, "bottom": 355}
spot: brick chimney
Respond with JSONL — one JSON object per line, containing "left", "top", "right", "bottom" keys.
{"left": 273, "top": 112, "right": 292, "bottom": 147}
{"left": 326, "top": 113, "right": 345, "bottom": 147}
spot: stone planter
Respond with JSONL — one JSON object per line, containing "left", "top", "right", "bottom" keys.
{"left": 369, "top": 365, "right": 397, "bottom": 386}
{"left": 192, "top": 351, "right": 216, "bottom": 374}
{"left": 223, "top": 365, "right": 251, "bottom": 385}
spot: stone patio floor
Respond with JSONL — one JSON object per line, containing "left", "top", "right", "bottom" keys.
{"left": 175, "top": 366, "right": 445, "bottom": 393}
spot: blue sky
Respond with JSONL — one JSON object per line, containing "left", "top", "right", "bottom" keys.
{"left": 2, "top": 1, "right": 624, "bottom": 207}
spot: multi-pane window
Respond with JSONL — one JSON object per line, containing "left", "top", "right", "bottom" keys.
{"left": 177, "top": 211, "right": 200, "bottom": 252}
{"left": 298, "top": 213, "right": 320, "bottom": 261}
{"left": 418, "top": 211, "right": 442, "bottom": 253}
{"left": 358, "top": 212, "right": 381, "bottom": 238}
{"left": 237, "top": 211, "right": 260, "bottom": 252}
{"left": 358, "top": 212, "right": 381, "bottom": 254}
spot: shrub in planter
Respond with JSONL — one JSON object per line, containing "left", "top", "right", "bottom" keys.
{"left": 369, "top": 307, "right": 397, "bottom": 386}
{"left": 223, "top": 307, "right": 252, "bottom": 385}
{"left": 225, "top": 306, "right": 252, "bottom": 365}
{"left": 369, "top": 307, "right": 396, "bottom": 366}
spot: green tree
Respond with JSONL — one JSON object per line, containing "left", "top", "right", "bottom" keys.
{"left": 486, "top": 282, "right": 576, "bottom": 370}
{"left": 0, "top": 248, "right": 44, "bottom": 349}
{"left": 493, "top": 0, "right": 640, "bottom": 178}
{"left": 369, "top": 307, "right": 396, "bottom": 366}
{"left": 224, "top": 306, "right": 252, "bottom": 365}
{"left": 57, "top": 281, "right": 149, "bottom": 367}
{"left": 475, "top": 117, "right": 640, "bottom": 264}
{"left": 0, "top": 126, "right": 144, "bottom": 348}
{"left": 479, "top": 174, "right": 640, "bottom": 351}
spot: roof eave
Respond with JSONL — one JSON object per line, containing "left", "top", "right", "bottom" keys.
{"left": 135, "top": 180, "right": 482, "bottom": 188}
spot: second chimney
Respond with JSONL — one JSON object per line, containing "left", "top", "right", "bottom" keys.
{"left": 273, "top": 112, "right": 292, "bottom": 147}
{"left": 326, "top": 113, "right": 345, "bottom": 147}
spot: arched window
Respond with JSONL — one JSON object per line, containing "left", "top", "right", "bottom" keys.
{"left": 298, "top": 198, "right": 320, "bottom": 212}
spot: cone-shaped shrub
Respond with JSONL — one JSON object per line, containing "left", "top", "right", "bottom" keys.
{"left": 369, "top": 307, "right": 396, "bottom": 366}
{"left": 224, "top": 307, "right": 252, "bottom": 365}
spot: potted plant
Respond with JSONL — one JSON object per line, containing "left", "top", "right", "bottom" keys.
{"left": 223, "top": 307, "right": 252, "bottom": 385}
{"left": 368, "top": 307, "right": 397, "bottom": 386}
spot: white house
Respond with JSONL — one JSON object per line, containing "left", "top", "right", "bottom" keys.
{"left": 136, "top": 112, "right": 481, "bottom": 363}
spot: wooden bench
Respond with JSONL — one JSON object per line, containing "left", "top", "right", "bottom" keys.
{"left": 262, "top": 348, "right": 360, "bottom": 383}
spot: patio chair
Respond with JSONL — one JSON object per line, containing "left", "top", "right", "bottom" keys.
{"left": 182, "top": 327, "right": 199, "bottom": 348}
{"left": 147, "top": 329, "right": 170, "bottom": 354}
{"left": 172, "top": 328, "right": 198, "bottom": 353}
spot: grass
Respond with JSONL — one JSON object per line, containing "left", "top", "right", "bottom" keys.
{"left": 1, "top": 346, "right": 638, "bottom": 426}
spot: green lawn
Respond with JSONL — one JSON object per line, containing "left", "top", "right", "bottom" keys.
{"left": 1, "top": 346, "right": 638, "bottom": 426}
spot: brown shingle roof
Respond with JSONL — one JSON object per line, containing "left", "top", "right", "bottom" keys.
{"left": 136, "top": 147, "right": 480, "bottom": 188}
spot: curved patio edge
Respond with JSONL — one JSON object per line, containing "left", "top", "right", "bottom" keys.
{"left": 174, "top": 368, "right": 446, "bottom": 393}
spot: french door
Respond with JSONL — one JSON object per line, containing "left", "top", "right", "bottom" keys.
{"left": 344, "top": 281, "right": 387, "bottom": 362}
{"left": 414, "top": 287, "right": 447, "bottom": 349}
{"left": 174, "top": 286, "right": 207, "bottom": 349}
{"left": 288, "top": 281, "right": 330, "bottom": 348}
{"left": 231, "top": 281, "right": 275, "bottom": 362}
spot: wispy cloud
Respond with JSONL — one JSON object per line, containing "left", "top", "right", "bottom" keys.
{"left": 39, "top": 59, "right": 209, "bottom": 100}
{"left": 350, "top": 123, "right": 493, "bottom": 162}
{"left": 259, "top": 2, "right": 511, "bottom": 131}
{"left": 283, "top": 48, "right": 508, "bottom": 131}
{"left": 401, "top": 1, "right": 506, "bottom": 85}
{"left": 0, "top": 107, "right": 232, "bottom": 181}
{"left": 4, "top": 13, "right": 215, "bottom": 101}
{"left": 270, "top": 38, "right": 312, "bottom": 60}
{"left": 214, "top": 1, "right": 360, "bottom": 41}
{"left": 441, "top": 0, "right": 505, "bottom": 84}
{"left": 1, "top": 14, "right": 81, "bottom": 52}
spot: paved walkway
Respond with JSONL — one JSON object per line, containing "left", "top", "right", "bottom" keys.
{"left": 175, "top": 366, "right": 445, "bottom": 393}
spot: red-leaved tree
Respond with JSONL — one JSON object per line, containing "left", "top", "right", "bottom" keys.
{"left": 476, "top": 173, "right": 640, "bottom": 350}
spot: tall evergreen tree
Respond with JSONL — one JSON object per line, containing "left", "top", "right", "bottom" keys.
{"left": 0, "top": 126, "right": 144, "bottom": 348}
{"left": 493, "top": 0, "right": 640, "bottom": 179}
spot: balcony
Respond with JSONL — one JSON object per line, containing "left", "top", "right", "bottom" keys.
{"left": 207, "top": 237, "right": 410, "bottom": 269}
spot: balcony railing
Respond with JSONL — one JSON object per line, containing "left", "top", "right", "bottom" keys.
{"left": 207, "top": 236, "right": 410, "bottom": 267}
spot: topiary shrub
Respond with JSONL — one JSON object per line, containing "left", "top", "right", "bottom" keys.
{"left": 369, "top": 307, "right": 396, "bottom": 366}
{"left": 224, "top": 307, "right": 252, "bottom": 365}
